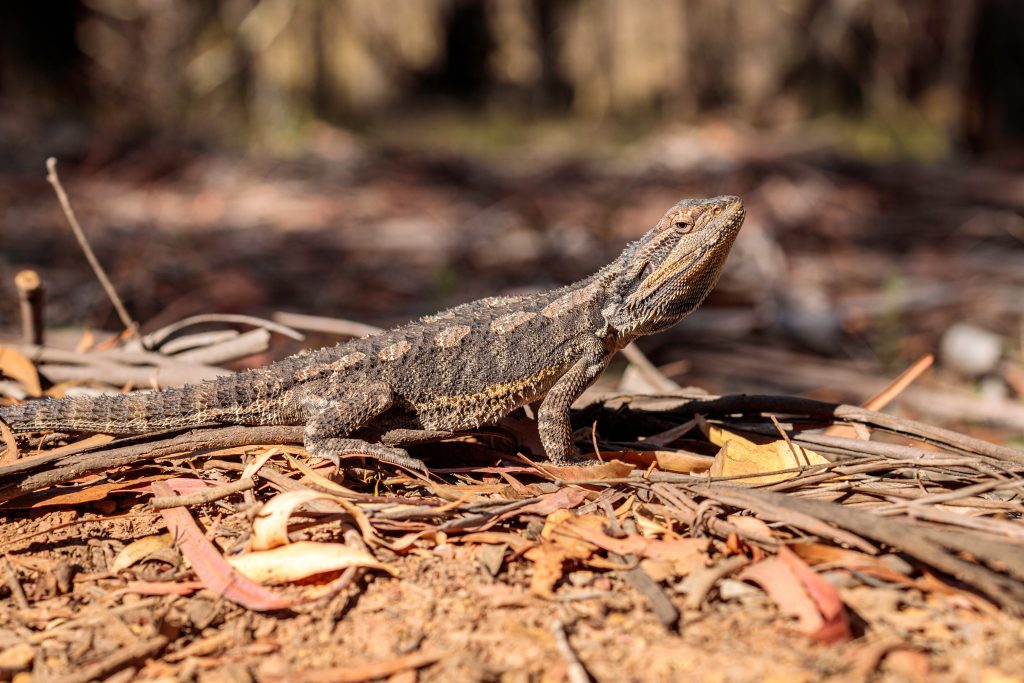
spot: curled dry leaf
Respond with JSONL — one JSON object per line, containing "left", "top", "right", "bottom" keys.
{"left": 112, "top": 533, "right": 176, "bottom": 573}
{"left": 251, "top": 490, "right": 337, "bottom": 551}
{"left": 708, "top": 425, "right": 828, "bottom": 484}
{"left": 0, "top": 346, "right": 42, "bottom": 397}
{"left": 0, "top": 418, "right": 18, "bottom": 464}
{"left": 228, "top": 541, "right": 396, "bottom": 584}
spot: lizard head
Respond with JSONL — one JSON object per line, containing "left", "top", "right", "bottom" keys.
{"left": 603, "top": 195, "right": 745, "bottom": 337}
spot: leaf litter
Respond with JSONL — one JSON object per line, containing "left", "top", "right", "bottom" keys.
{"left": 1, "top": 164, "right": 1024, "bottom": 680}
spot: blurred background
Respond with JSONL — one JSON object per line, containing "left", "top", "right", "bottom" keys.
{"left": 0, "top": 0, "right": 1022, "bottom": 432}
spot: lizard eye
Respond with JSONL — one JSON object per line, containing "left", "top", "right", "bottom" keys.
{"left": 673, "top": 219, "right": 693, "bottom": 234}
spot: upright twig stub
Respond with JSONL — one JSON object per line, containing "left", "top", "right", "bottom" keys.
{"left": 14, "top": 270, "right": 45, "bottom": 346}
{"left": 45, "top": 157, "right": 139, "bottom": 339}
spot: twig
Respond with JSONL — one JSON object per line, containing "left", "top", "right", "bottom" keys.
{"left": 0, "top": 425, "right": 305, "bottom": 502}
{"left": 2, "top": 554, "right": 29, "bottom": 609}
{"left": 613, "top": 517, "right": 680, "bottom": 629}
{"left": 53, "top": 634, "right": 169, "bottom": 683}
{"left": 45, "top": 157, "right": 139, "bottom": 338}
{"left": 172, "top": 328, "right": 271, "bottom": 365}
{"left": 825, "top": 353, "right": 933, "bottom": 437}
{"left": 15, "top": 269, "right": 45, "bottom": 345}
{"left": 15, "top": 343, "right": 232, "bottom": 387}
{"left": 138, "top": 312, "right": 305, "bottom": 350}
{"left": 681, "top": 554, "right": 750, "bottom": 610}
{"left": 149, "top": 477, "right": 255, "bottom": 509}
{"left": 620, "top": 343, "right": 681, "bottom": 392}
{"left": 272, "top": 311, "right": 383, "bottom": 338}
{"left": 550, "top": 620, "right": 592, "bottom": 683}
{"left": 693, "top": 483, "right": 1024, "bottom": 613}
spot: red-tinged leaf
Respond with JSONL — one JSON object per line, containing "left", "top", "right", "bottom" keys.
{"left": 500, "top": 487, "right": 589, "bottom": 521}
{"left": 778, "top": 546, "right": 852, "bottom": 643}
{"left": 152, "top": 480, "right": 295, "bottom": 612}
{"left": 163, "top": 476, "right": 214, "bottom": 495}
{"left": 4, "top": 474, "right": 174, "bottom": 509}
{"left": 789, "top": 543, "right": 917, "bottom": 588}
{"left": 741, "top": 557, "right": 823, "bottom": 635}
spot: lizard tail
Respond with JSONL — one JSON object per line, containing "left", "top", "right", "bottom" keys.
{"left": 0, "top": 371, "right": 293, "bottom": 435}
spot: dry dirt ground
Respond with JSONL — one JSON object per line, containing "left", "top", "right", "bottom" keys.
{"left": 1, "top": 136, "right": 1023, "bottom": 682}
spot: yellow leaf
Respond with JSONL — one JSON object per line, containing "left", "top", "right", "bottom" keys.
{"left": 112, "top": 534, "right": 176, "bottom": 573}
{"left": 709, "top": 426, "right": 828, "bottom": 484}
{"left": 0, "top": 347, "right": 42, "bottom": 397}
{"left": 228, "top": 541, "right": 395, "bottom": 584}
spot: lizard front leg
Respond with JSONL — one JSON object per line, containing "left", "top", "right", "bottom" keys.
{"left": 537, "top": 342, "right": 609, "bottom": 465}
{"left": 302, "top": 381, "right": 428, "bottom": 473}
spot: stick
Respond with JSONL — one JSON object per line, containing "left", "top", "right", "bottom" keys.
{"left": 45, "top": 157, "right": 139, "bottom": 338}
{"left": 0, "top": 425, "right": 305, "bottom": 502}
{"left": 272, "top": 311, "right": 383, "bottom": 338}
{"left": 171, "top": 328, "right": 271, "bottom": 365}
{"left": 14, "top": 270, "right": 45, "bottom": 345}
{"left": 149, "top": 477, "right": 255, "bottom": 509}
{"left": 138, "top": 312, "right": 305, "bottom": 350}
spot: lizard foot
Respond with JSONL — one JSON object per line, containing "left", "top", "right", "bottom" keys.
{"left": 305, "top": 436, "right": 429, "bottom": 474}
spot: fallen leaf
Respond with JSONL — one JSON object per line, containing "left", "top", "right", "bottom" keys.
{"left": 458, "top": 531, "right": 535, "bottom": 553}
{"left": 741, "top": 547, "right": 851, "bottom": 643}
{"left": 610, "top": 449, "right": 714, "bottom": 473}
{"left": 251, "top": 490, "right": 337, "bottom": 551}
{"left": 789, "top": 543, "right": 917, "bottom": 587}
{"left": 709, "top": 426, "right": 828, "bottom": 484}
{"left": 0, "top": 418, "right": 19, "bottom": 464}
{"left": 152, "top": 480, "right": 295, "bottom": 611}
{"left": 430, "top": 482, "right": 511, "bottom": 503}
{"left": 543, "top": 460, "right": 634, "bottom": 481}
{"left": 741, "top": 556, "right": 823, "bottom": 633}
{"left": 112, "top": 534, "right": 176, "bottom": 573}
{"left": 777, "top": 546, "right": 851, "bottom": 643}
{"left": 0, "top": 347, "right": 42, "bottom": 397}
{"left": 228, "top": 541, "right": 395, "bottom": 584}
{"left": 525, "top": 510, "right": 604, "bottom": 597}
{"left": 5, "top": 473, "right": 173, "bottom": 509}
{"left": 501, "top": 487, "right": 588, "bottom": 520}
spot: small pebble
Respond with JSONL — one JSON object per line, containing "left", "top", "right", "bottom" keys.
{"left": 939, "top": 323, "right": 1002, "bottom": 376}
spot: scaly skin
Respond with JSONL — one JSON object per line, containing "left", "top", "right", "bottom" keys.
{"left": 0, "top": 196, "right": 746, "bottom": 470}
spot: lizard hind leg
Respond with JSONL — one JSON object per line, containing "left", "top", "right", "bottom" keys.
{"left": 301, "top": 382, "right": 428, "bottom": 473}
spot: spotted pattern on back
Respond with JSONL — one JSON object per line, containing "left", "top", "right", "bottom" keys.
{"left": 379, "top": 340, "right": 412, "bottom": 361}
{"left": 435, "top": 325, "right": 472, "bottom": 348}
